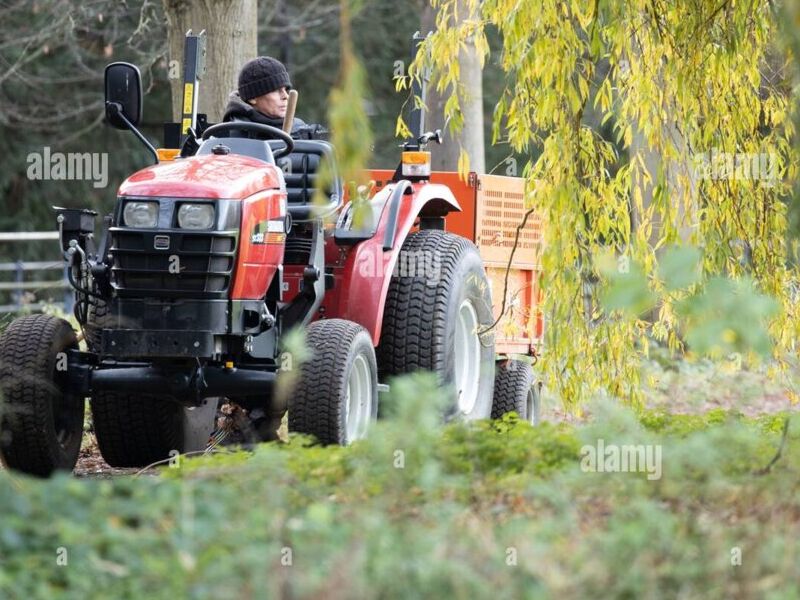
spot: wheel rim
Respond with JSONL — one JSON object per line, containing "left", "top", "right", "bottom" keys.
{"left": 525, "top": 386, "right": 536, "bottom": 424}
{"left": 454, "top": 299, "right": 481, "bottom": 415}
{"left": 344, "top": 354, "right": 373, "bottom": 443}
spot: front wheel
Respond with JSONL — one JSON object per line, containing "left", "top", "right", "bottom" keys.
{"left": 0, "top": 315, "right": 84, "bottom": 477}
{"left": 288, "top": 319, "right": 378, "bottom": 445}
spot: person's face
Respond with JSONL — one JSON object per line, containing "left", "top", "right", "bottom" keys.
{"left": 249, "top": 87, "right": 289, "bottom": 119}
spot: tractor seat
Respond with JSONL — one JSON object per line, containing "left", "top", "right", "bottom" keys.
{"left": 269, "top": 140, "right": 343, "bottom": 221}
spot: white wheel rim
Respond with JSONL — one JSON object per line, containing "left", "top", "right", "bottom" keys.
{"left": 344, "top": 353, "right": 373, "bottom": 443}
{"left": 526, "top": 386, "right": 536, "bottom": 424}
{"left": 454, "top": 299, "right": 481, "bottom": 415}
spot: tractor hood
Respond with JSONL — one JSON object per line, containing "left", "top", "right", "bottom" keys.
{"left": 118, "top": 154, "right": 283, "bottom": 199}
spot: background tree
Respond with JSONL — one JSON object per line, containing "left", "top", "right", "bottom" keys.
{"left": 0, "top": 0, "right": 168, "bottom": 280}
{"left": 414, "top": 0, "right": 797, "bottom": 406}
{"left": 421, "top": 0, "right": 485, "bottom": 173}
{"left": 162, "top": 0, "right": 257, "bottom": 122}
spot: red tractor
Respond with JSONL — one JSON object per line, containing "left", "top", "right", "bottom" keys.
{"left": 0, "top": 34, "right": 542, "bottom": 477}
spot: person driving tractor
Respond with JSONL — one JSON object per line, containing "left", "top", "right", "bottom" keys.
{"left": 182, "top": 55, "right": 322, "bottom": 156}
{"left": 223, "top": 56, "right": 307, "bottom": 134}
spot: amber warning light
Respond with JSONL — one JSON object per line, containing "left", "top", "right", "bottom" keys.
{"left": 401, "top": 151, "right": 431, "bottom": 178}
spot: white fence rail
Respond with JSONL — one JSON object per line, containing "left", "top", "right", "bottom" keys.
{"left": 0, "top": 232, "right": 71, "bottom": 314}
{"left": 0, "top": 232, "right": 59, "bottom": 242}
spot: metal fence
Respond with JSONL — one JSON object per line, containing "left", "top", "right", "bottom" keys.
{"left": 0, "top": 232, "right": 72, "bottom": 314}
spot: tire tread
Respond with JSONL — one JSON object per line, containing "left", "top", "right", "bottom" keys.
{"left": 90, "top": 392, "right": 182, "bottom": 468}
{"left": 491, "top": 360, "right": 534, "bottom": 419}
{"left": 288, "top": 319, "right": 373, "bottom": 445}
{"left": 377, "top": 230, "right": 473, "bottom": 378}
{"left": 0, "top": 315, "right": 82, "bottom": 476}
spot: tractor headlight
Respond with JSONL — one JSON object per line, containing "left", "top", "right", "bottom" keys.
{"left": 123, "top": 201, "right": 158, "bottom": 228}
{"left": 177, "top": 203, "right": 215, "bottom": 230}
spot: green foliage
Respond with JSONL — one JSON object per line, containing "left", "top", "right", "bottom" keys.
{"left": 312, "top": 0, "right": 374, "bottom": 227}
{"left": 2, "top": 375, "right": 799, "bottom": 598}
{"left": 639, "top": 407, "right": 760, "bottom": 436}
{"left": 441, "top": 416, "right": 581, "bottom": 479}
{"left": 599, "top": 248, "right": 780, "bottom": 359}
{"left": 658, "top": 245, "right": 702, "bottom": 292}
{"left": 676, "top": 276, "right": 780, "bottom": 358}
{"left": 274, "top": 327, "right": 312, "bottom": 408}
{"left": 598, "top": 251, "right": 657, "bottom": 317}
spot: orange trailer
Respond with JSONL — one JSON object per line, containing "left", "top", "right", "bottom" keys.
{"left": 370, "top": 170, "right": 545, "bottom": 360}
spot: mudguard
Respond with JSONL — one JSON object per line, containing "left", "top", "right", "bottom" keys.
{"left": 324, "top": 181, "right": 461, "bottom": 345}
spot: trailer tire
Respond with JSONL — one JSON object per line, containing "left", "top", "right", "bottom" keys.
{"left": 491, "top": 359, "right": 540, "bottom": 424}
{"left": 0, "top": 315, "right": 84, "bottom": 477}
{"left": 91, "top": 393, "right": 218, "bottom": 468}
{"left": 378, "top": 230, "right": 495, "bottom": 419}
{"left": 288, "top": 319, "right": 378, "bottom": 445}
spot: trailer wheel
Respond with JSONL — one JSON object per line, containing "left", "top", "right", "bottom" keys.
{"left": 491, "top": 359, "right": 541, "bottom": 424}
{"left": 91, "top": 393, "right": 218, "bottom": 468}
{"left": 378, "top": 230, "right": 495, "bottom": 419}
{"left": 0, "top": 315, "right": 84, "bottom": 477}
{"left": 289, "top": 319, "right": 378, "bottom": 445}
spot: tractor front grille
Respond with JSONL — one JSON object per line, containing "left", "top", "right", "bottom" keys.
{"left": 109, "top": 229, "right": 238, "bottom": 299}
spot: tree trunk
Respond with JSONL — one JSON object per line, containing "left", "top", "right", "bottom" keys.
{"left": 421, "top": 0, "right": 485, "bottom": 174}
{"left": 162, "top": 0, "right": 258, "bottom": 123}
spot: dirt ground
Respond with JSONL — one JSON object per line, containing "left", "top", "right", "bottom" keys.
{"left": 74, "top": 435, "right": 139, "bottom": 478}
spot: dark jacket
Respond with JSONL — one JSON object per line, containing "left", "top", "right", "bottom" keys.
{"left": 181, "top": 92, "right": 325, "bottom": 157}
{"left": 222, "top": 91, "right": 307, "bottom": 135}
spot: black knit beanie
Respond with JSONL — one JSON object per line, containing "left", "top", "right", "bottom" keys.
{"left": 238, "top": 57, "right": 292, "bottom": 101}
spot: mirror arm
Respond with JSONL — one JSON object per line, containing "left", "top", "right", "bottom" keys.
{"left": 106, "top": 102, "right": 158, "bottom": 164}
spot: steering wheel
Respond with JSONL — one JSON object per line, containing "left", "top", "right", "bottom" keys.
{"left": 201, "top": 121, "right": 295, "bottom": 158}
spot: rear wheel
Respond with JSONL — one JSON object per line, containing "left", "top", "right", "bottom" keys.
{"left": 0, "top": 315, "right": 84, "bottom": 477}
{"left": 491, "top": 359, "right": 540, "bottom": 424}
{"left": 91, "top": 393, "right": 218, "bottom": 468}
{"left": 288, "top": 319, "right": 377, "bottom": 445}
{"left": 378, "top": 230, "right": 495, "bottom": 419}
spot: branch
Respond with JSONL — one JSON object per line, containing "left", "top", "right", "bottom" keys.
{"left": 753, "top": 416, "right": 790, "bottom": 475}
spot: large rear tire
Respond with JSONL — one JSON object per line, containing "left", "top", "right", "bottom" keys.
{"left": 0, "top": 315, "right": 84, "bottom": 477}
{"left": 378, "top": 230, "right": 495, "bottom": 419}
{"left": 288, "top": 319, "right": 378, "bottom": 445}
{"left": 91, "top": 393, "right": 218, "bottom": 468}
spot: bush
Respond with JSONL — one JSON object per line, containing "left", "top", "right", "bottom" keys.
{"left": 0, "top": 374, "right": 798, "bottom": 598}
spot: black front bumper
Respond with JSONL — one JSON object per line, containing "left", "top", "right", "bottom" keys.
{"left": 66, "top": 349, "right": 278, "bottom": 406}
{"left": 102, "top": 329, "right": 216, "bottom": 357}
{"left": 97, "top": 297, "right": 272, "bottom": 359}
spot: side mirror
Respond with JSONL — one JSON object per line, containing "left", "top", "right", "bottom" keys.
{"left": 104, "top": 62, "right": 142, "bottom": 129}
